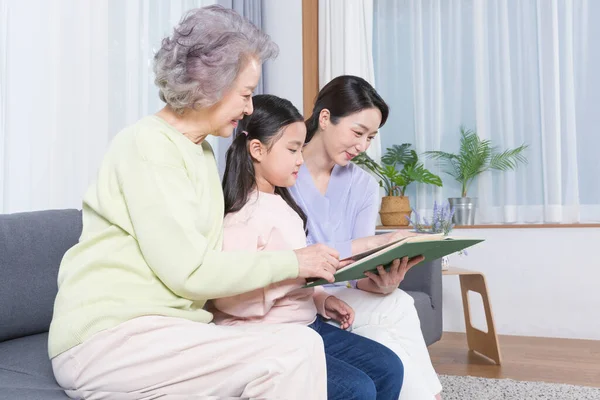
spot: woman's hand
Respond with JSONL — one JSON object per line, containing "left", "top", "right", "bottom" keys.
{"left": 294, "top": 244, "right": 346, "bottom": 283}
{"left": 324, "top": 296, "right": 355, "bottom": 330}
{"left": 387, "top": 229, "right": 420, "bottom": 244}
{"left": 360, "top": 255, "right": 425, "bottom": 294}
{"left": 352, "top": 230, "right": 419, "bottom": 255}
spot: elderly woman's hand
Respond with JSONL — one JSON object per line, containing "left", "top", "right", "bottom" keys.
{"left": 360, "top": 256, "right": 425, "bottom": 294}
{"left": 294, "top": 244, "right": 349, "bottom": 283}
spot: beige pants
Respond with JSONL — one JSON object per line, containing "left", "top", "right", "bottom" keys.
{"left": 325, "top": 287, "right": 443, "bottom": 400}
{"left": 52, "top": 316, "right": 327, "bottom": 400}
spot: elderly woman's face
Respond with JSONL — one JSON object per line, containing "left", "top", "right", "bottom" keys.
{"left": 209, "top": 57, "right": 261, "bottom": 138}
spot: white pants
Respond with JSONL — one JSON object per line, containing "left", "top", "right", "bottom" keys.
{"left": 325, "top": 287, "right": 443, "bottom": 400}
{"left": 51, "top": 316, "right": 327, "bottom": 400}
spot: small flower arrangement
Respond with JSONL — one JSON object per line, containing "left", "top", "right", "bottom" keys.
{"left": 406, "top": 201, "right": 467, "bottom": 257}
{"left": 406, "top": 201, "right": 456, "bottom": 236}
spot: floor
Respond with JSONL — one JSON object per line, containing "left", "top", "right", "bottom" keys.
{"left": 428, "top": 332, "right": 600, "bottom": 388}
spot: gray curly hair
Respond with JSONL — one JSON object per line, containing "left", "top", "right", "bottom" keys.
{"left": 153, "top": 5, "right": 278, "bottom": 113}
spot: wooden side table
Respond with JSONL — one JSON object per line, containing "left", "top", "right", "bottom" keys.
{"left": 443, "top": 267, "right": 502, "bottom": 364}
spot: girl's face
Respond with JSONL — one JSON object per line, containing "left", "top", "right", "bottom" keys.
{"left": 319, "top": 108, "right": 382, "bottom": 166}
{"left": 252, "top": 122, "right": 307, "bottom": 192}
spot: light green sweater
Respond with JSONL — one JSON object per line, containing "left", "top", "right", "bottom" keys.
{"left": 48, "top": 116, "right": 299, "bottom": 358}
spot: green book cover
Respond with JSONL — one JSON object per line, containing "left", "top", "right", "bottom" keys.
{"left": 304, "top": 235, "right": 484, "bottom": 288}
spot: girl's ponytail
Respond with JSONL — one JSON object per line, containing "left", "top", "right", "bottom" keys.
{"left": 222, "top": 129, "right": 255, "bottom": 215}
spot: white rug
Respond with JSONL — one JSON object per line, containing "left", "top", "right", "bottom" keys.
{"left": 439, "top": 374, "right": 600, "bottom": 400}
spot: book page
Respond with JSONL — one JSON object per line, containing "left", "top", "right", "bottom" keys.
{"left": 337, "top": 233, "right": 448, "bottom": 272}
{"left": 341, "top": 237, "right": 407, "bottom": 262}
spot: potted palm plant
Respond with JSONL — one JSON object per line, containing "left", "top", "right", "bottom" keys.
{"left": 425, "top": 127, "right": 528, "bottom": 225}
{"left": 353, "top": 144, "right": 443, "bottom": 226}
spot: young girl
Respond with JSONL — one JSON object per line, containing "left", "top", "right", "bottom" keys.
{"left": 214, "top": 94, "right": 405, "bottom": 400}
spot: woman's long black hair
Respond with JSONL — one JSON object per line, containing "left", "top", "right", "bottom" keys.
{"left": 222, "top": 94, "right": 308, "bottom": 230}
{"left": 305, "top": 75, "right": 390, "bottom": 142}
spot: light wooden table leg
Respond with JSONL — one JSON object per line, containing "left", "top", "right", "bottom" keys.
{"left": 459, "top": 273, "right": 502, "bottom": 364}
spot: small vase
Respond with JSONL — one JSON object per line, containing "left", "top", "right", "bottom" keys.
{"left": 379, "top": 196, "right": 411, "bottom": 226}
{"left": 441, "top": 256, "right": 450, "bottom": 271}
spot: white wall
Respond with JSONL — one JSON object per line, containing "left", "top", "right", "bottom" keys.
{"left": 442, "top": 228, "right": 600, "bottom": 340}
{"left": 262, "top": 0, "right": 303, "bottom": 112}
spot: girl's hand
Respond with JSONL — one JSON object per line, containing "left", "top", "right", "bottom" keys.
{"left": 363, "top": 256, "right": 425, "bottom": 294}
{"left": 324, "top": 296, "right": 355, "bottom": 330}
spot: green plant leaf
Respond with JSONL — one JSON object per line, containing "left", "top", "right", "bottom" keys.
{"left": 425, "top": 126, "right": 528, "bottom": 197}
{"left": 424, "top": 151, "right": 462, "bottom": 180}
{"left": 381, "top": 144, "right": 416, "bottom": 166}
{"left": 407, "top": 164, "right": 443, "bottom": 186}
{"left": 353, "top": 152, "right": 396, "bottom": 196}
{"left": 353, "top": 152, "right": 379, "bottom": 172}
{"left": 355, "top": 143, "right": 447, "bottom": 196}
{"left": 383, "top": 165, "right": 403, "bottom": 182}
{"left": 488, "top": 144, "right": 529, "bottom": 171}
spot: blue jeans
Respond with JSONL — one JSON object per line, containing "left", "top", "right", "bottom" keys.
{"left": 309, "top": 316, "right": 403, "bottom": 400}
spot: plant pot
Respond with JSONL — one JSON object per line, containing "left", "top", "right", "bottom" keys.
{"left": 448, "top": 197, "right": 477, "bottom": 225}
{"left": 379, "top": 196, "right": 412, "bottom": 226}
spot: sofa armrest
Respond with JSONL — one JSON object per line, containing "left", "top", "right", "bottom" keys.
{"left": 398, "top": 259, "right": 442, "bottom": 309}
{"left": 398, "top": 259, "right": 443, "bottom": 341}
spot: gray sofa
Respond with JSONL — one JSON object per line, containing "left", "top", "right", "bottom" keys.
{"left": 0, "top": 209, "right": 442, "bottom": 399}
{"left": 399, "top": 254, "right": 443, "bottom": 346}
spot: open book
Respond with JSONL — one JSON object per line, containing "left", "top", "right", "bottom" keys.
{"left": 304, "top": 234, "right": 484, "bottom": 288}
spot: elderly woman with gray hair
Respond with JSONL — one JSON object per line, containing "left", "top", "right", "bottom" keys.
{"left": 48, "top": 6, "right": 344, "bottom": 399}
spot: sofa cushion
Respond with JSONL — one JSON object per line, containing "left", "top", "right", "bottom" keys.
{"left": 0, "top": 209, "right": 81, "bottom": 342}
{"left": 0, "top": 333, "right": 68, "bottom": 399}
{"left": 0, "top": 388, "right": 69, "bottom": 400}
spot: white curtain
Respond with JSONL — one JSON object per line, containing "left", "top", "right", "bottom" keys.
{"left": 319, "top": 0, "right": 381, "bottom": 163}
{"left": 0, "top": 0, "right": 215, "bottom": 214}
{"left": 374, "top": 0, "right": 600, "bottom": 223}
{"left": 215, "top": 0, "right": 265, "bottom": 178}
